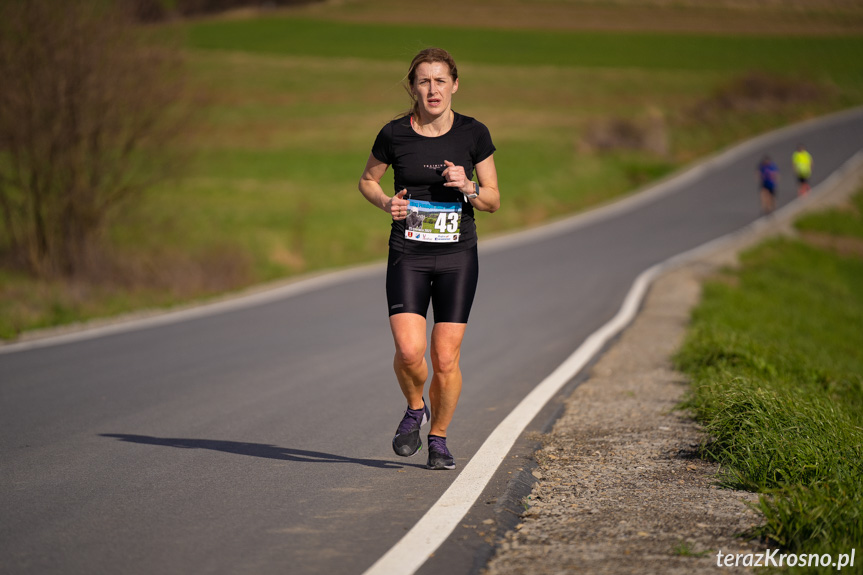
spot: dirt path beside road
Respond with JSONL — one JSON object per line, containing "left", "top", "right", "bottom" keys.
{"left": 482, "top": 263, "right": 763, "bottom": 575}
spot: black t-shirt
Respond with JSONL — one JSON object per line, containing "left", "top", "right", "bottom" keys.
{"left": 371, "top": 112, "right": 496, "bottom": 254}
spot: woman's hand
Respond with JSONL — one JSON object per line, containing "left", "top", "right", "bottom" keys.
{"left": 441, "top": 160, "right": 472, "bottom": 195}
{"left": 387, "top": 189, "right": 410, "bottom": 220}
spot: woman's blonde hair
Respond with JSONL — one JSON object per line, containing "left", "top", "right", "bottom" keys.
{"left": 402, "top": 47, "right": 458, "bottom": 119}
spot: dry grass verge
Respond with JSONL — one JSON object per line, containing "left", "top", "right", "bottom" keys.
{"left": 691, "top": 71, "right": 836, "bottom": 121}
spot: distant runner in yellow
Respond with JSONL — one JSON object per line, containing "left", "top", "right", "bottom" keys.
{"left": 792, "top": 144, "right": 813, "bottom": 196}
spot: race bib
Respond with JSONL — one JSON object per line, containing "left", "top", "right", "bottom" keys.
{"left": 404, "top": 199, "right": 462, "bottom": 243}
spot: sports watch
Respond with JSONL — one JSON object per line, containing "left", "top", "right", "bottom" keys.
{"left": 466, "top": 181, "right": 479, "bottom": 199}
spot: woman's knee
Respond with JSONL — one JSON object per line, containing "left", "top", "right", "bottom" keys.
{"left": 430, "top": 324, "right": 466, "bottom": 375}
{"left": 395, "top": 340, "right": 426, "bottom": 367}
{"left": 431, "top": 347, "right": 461, "bottom": 375}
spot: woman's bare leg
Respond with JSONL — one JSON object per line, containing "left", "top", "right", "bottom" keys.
{"left": 428, "top": 322, "right": 467, "bottom": 437}
{"left": 390, "top": 313, "right": 428, "bottom": 409}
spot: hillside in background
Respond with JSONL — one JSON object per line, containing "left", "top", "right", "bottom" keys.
{"left": 2, "top": 0, "right": 862, "bottom": 338}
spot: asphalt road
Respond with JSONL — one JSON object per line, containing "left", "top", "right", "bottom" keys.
{"left": 2, "top": 109, "right": 862, "bottom": 575}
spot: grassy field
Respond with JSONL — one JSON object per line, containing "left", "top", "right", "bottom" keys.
{"left": 186, "top": 16, "right": 863, "bottom": 75}
{"left": 2, "top": 2, "right": 863, "bottom": 338}
{"left": 282, "top": 0, "right": 863, "bottom": 37}
{"left": 675, "top": 189, "right": 863, "bottom": 567}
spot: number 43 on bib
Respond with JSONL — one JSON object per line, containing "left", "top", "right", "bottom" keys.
{"left": 435, "top": 212, "right": 459, "bottom": 233}
{"left": 405, "top": 199, "right": 462, "bottom": 243}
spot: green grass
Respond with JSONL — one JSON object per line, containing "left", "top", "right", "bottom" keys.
{"left": 795, "top": 190, "right": 863, "bottom": 240}
{"left": 185, "top": 16, "right": 863, "bottom": 77}
{"left": 675, "top": 190, "right": 863, "bottom": 565}
{"left": 671, "top": 540, "right": 711, "bottom": 558}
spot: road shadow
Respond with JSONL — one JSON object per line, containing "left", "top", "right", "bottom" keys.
{"left": 100, "top": 434, "right": 423, "bottom": 469}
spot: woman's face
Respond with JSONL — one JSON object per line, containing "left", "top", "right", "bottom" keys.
{"left": 412, "top": 61, "right": 458, "bottom": 119}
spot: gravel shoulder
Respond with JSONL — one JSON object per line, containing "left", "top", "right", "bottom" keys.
{"left": 482, "top": 154, "right": 863, "bottom": 575}
{"left": 482, "top": 263, "right": 763, "bottom": 575}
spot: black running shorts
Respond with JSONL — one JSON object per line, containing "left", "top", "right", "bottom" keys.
{"left": 386, "top": 246, "right": 479, "bottom": 324}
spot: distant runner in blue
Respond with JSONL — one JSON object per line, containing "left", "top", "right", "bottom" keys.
{"left": 358, "top": 47, "right": 501, "bottom": 470}
{"left": 757, "top": 155, "right": 779, "bottom": 215}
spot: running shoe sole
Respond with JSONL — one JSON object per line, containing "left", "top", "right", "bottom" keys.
{"left": 426, "top": 458, "right": 456, "bottom": 470}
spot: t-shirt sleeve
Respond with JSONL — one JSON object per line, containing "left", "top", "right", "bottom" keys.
{"left": 472, "top": 121, "right": 496, "bottom": 164}
{"left": 371, "top": 124, "right": 393, "bottom": 165}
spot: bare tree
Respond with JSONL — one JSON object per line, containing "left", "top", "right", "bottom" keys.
{"left": 0, "top": 0, "right": 187, "bottom": 277}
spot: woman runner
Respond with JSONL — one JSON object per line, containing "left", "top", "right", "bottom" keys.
{"left": 358, "top": 47, "right": 500, "bottom": 470}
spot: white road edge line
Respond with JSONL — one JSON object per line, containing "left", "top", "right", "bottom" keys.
{"left": 361, "top": 148, "right": 863, "bottom": 575}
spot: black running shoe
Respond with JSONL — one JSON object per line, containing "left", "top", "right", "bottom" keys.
{"left": 392, "top": 401, "right": 430, "bottom": 457}
{"left": 426, "top": 435, "right": 455, "bottom": 470}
